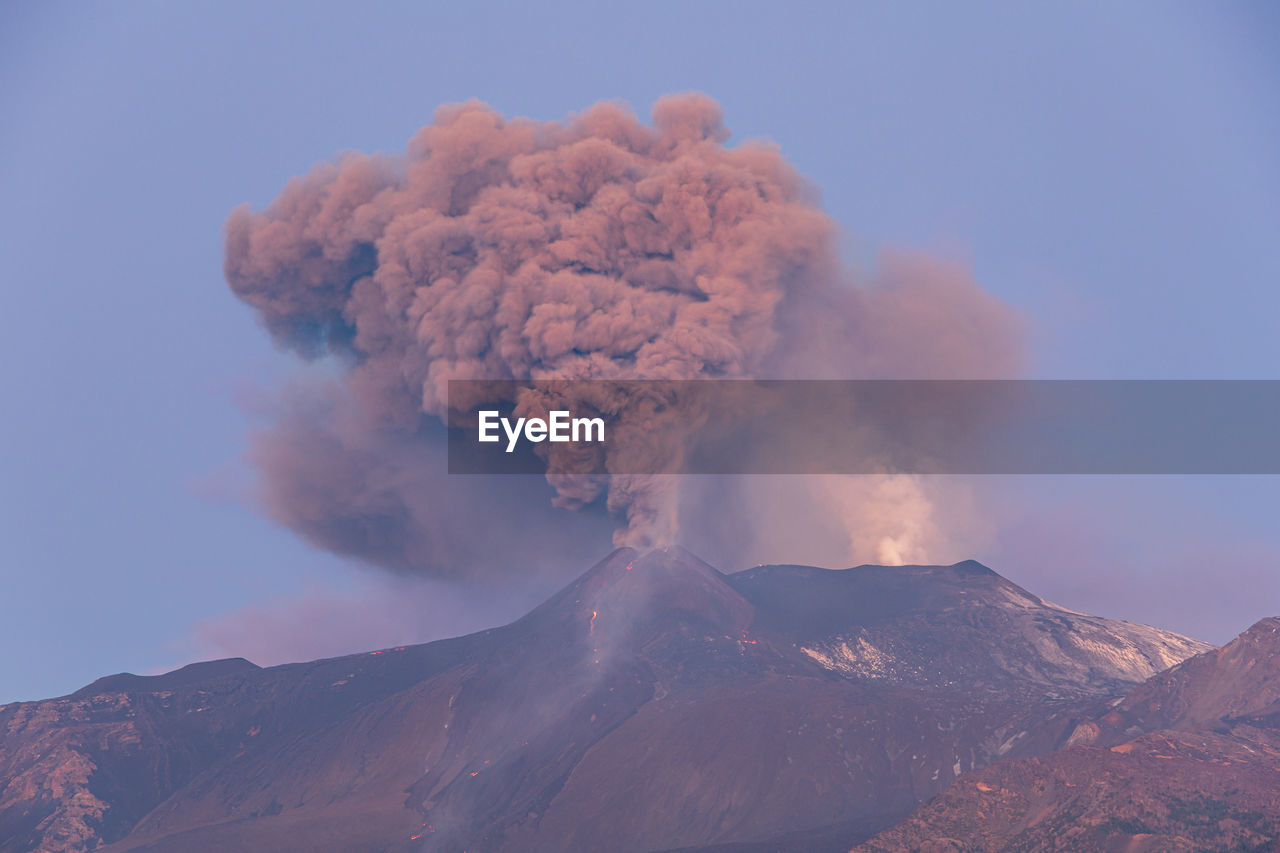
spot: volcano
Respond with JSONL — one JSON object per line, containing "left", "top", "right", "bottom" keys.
{"left": 0, "top": 549, "right": 1213, "bottom": 852}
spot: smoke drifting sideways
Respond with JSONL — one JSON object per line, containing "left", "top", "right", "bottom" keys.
{"left": 225, "top": 94, "right": 1022, "bottom": 582}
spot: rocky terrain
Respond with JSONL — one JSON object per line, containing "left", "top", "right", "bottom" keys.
{"left": 857, "top": 618, "right": 1280, "bottom": 852}
{"left": 0, "top": 549, "right": 1212, "bottom": 852}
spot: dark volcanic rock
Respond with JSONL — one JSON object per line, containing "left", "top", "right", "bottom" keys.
{"left": 729, "top": 560, "right": 1204, "bottom": 698}
{"left": 67, "top": 658, "right": 261, "bottom": 700}
{"left": 0, "top": 549, "right": 1208, "bottom": 853}
{"left": 857, "top": 618, "right": 1280, "bottom": 853}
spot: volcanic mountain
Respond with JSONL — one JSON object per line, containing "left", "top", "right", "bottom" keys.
{"left": 0, "top": 549, "right": 1209, "bottom": 853}
{"left": 857, "top": 617, "right": 1280, "bottom": 852}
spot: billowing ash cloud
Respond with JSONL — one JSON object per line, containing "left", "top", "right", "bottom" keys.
{"left": 225, "top": 94, "right": 1022, "bottom": 579}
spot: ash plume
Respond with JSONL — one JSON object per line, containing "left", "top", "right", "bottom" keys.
{"left": 224, "top": 94, "right": 1021, "bottom": 579}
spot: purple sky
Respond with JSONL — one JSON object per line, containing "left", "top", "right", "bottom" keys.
{"left": 2, "top": 1, "right": 1278, "bottom": 703}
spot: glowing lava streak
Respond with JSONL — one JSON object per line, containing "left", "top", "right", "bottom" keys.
{"left": 589, "top": 610, "right": 598, "bottom": 634}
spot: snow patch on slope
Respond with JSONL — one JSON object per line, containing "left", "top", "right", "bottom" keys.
{"left": 798, "top": 579, "right": 1210, "bottom": 691}
{"left": 801, "top": 637, "right": 895, "bottom": 679}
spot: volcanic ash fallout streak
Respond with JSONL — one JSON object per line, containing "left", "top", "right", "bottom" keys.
{"left": 224, "top": 94, "right": 1021, "bottom": 579}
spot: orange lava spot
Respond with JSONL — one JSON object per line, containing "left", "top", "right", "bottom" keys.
{"left": 589, "top": 610, "right": 598, "bottom": 633}
{"left": 410, "top": 834, "right": 422, "bottom": 840}
{"left": 470, "top": 771, "right": 479, "bottom": 776}
{"left": 975, "top": 781, "right": 995, "bottom": 792}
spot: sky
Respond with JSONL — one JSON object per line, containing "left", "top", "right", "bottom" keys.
{"left": 2, "top": 1, "right": 1278, "bottom": 703}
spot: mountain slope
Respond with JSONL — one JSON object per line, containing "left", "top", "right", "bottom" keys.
{"left": 733, "top": 560, "right": 1204, "bottom": 697}
{"left": 856, "top": 618, "right": 1280, "bottom": 853}
{"left": 0, "top": 549, "right": 1209, "bottom": 853}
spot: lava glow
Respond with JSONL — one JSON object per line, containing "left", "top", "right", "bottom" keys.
{"left": 589, "top": 610, "right": 598, "bottom": 634}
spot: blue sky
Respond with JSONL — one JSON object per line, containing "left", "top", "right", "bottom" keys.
{"left": 2, "top": 1, "right": 1278, "bottom": 703}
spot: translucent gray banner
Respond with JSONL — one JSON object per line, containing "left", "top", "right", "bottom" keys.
{"left": 446, "top": 380, "right": 1280, "bottom": 475}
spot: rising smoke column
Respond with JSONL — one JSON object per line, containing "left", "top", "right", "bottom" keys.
{"left": 225, "top": 94, "right": 1021, "bottom": 579}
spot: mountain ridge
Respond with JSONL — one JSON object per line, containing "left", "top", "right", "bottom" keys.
{"left": 0, "top": 549, "right": 1213, "bottom": 853}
